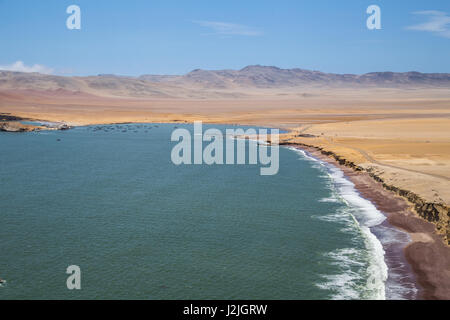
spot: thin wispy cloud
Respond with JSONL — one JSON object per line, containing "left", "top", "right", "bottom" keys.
{"left": 0, "top": 60, "right": 54, "bottom": 74}
{"left": 193, "top": 20, "right": 262, "bottom": 36}
{"left": 406, "top": 11, "right": 450, "bottom": 38}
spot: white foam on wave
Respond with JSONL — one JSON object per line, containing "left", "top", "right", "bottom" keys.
{"left": 316, "top": 248, "right": 366, "bottom": 300}
{"left": 288, "top": 147, "right": 320, "bottom": 162}
{"left": 319, "top": 197, "right": 340, "bottom": 203}
{"left": 288, "top": 146, "right": 389, "bottom": 300}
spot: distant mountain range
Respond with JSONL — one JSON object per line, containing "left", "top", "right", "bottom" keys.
{"left": 1, "top": 65, "right": 450, "bottom": 99}
{"left": 140, "top": 65, "right": 450, "bottom": 88}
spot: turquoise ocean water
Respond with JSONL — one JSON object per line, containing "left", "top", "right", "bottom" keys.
{"left": 0, "top": 124, "right": 417, "bottom": 299}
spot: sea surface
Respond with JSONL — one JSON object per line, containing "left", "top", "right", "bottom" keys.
{"left": 0, "top": 124, "right": 417, "bottom": 299}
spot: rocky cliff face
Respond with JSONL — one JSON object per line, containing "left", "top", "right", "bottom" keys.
{"left": 377, "top": 181, "right": 449, "bottom": 245}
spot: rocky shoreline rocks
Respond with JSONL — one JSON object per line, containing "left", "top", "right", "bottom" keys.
{"left": 0, "top": 121, "right": 35, "bottom": 132}
{"left": 0, "top": 113, "right": 72, "bottom": 132}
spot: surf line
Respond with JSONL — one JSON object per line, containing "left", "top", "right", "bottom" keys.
{"left": 288, "top": 146, "right": 389, "bottom": 299}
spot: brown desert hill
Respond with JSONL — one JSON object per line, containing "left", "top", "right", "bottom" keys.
{"left": 2, "top": 66, "right": 450, "bottom": 100}
{"left": 142, "top": 65, "right": 450, "bottom": 89}
{"left": 0, "top": 71, "right": 253, "bottom": 99}
{"left": 0, "top": 71, "right": 178, "bottom": 98}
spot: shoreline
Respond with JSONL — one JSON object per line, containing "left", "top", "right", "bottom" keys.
{"left": 287, "top": 144, "right": 450, "bottom": 300}
{"left": 2, "top": 117, "right": 449, "bottom": 299}
{"left": 0, "top": 114, "right": 72, "bottom": 132}
{"left": 289, "top": 145, "right": 419, "bottom": 299}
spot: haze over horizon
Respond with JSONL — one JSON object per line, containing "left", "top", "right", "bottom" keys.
{"left": 1, "top": 0, "right": 450, "bottom": 76}
{"left": 4, "top": 63, "right": 450, "bottom": 78}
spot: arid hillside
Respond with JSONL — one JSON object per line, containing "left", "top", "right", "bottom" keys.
{"left": 2, "top": 66, "right": 450, "bottom": 100}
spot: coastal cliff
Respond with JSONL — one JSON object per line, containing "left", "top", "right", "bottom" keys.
{"left": 283, "top": 142, "right": 450, "bottom": 246}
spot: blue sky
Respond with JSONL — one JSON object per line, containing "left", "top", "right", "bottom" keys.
{"left": 0, "top": 0, "right": 449, "bottom": 76}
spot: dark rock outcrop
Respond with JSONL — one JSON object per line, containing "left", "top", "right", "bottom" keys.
{"left": 0, "top": 113, "right": 25, "bottom": 122}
